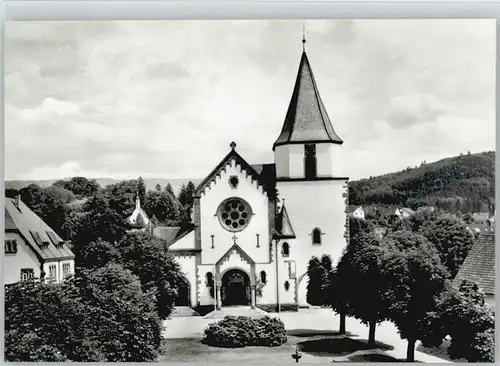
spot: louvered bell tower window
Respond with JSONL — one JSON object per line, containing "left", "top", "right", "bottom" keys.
{"left": 304, "top": 144, "right": 317, "bottom": 180}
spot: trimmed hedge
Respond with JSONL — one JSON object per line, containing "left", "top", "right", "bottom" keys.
{"left": 204, "top": 316, "right": 287, "bottom": 348}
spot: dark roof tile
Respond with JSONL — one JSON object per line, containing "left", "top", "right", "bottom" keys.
{"left": 453, "top": 233, "right": 495, "bottom": 295}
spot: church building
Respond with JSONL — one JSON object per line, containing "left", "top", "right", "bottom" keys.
{"left": 165, "top": 41, "right": 349, "bottom": 310}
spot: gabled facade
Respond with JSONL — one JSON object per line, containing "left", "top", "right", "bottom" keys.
{"left": 160, "top": 42, "right": 348, "bottom": 310}
{"left": 4, "top": 196, "right": 75, "bottom": 285}
{"left": 127, "top": 195, "right": 150, "bottom": 228}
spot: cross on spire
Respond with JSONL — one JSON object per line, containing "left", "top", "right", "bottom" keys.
{"left": 302, "top": 23, "right": 306, "bottom": 51}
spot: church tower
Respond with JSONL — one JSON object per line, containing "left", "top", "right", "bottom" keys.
{"left": 274, "top": 39, "right": 349, "bottom": 306}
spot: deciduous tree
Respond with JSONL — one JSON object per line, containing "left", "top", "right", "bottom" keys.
{"left": 117, "top": 231, "right": 187, "bottom": 319}
{"left": 382, "top": 233, "right": 449, "bottom": 362}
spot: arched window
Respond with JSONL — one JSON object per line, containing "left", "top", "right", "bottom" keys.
{"left": 206, "top": 272, "right": 213, "bottom": 286}
{"left": 260, "top": 271, "right": 267, "bottom": 284}
{"left": 282, "top": 242, "right": 290, "bottom": 257}
{"left": 284, "top": 281, "right": 290, "bottom": 291}
{"left": 312, "top": 228, "right": 322, "bottom": 244}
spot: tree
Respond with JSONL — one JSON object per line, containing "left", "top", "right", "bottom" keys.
{"left": 155, "top": 184, "right": 162, "bottom": 192}
{"left": 79, "top": 239, "right": 121, "bottom": 269}
{"left": 102, "top": 180, "right": 141, "bottom": 219}
{"left": 416, "top": 214, "right": 474, "bottom": 277}
{"left": 165, "top": 183, "right": 175, "bottom": 196}
{"left": 4, "top": 264, "right": 162, "bottom": 362}
{"left": 325, "top": 267, "right": 350, "bottom": 334}
{"left": 53, "top": 177, "right": 100, "bottom": 197}
{"left": 306, "top": 256, "right": 329, "bottom": 306}
{"left": 178, "top": 181, "right": 196, "bottom": 223}
{"left": 137, "top": 176, "right": 147, "bottom": 206}
{"left": 17, "top": 184, "right": 76, "bottom": 239}
{"left": 340, "top": 232, "right": 389, "bottom": 345}
{"left": 382, "top": 233, "right": 449, "bottom": 362}
{"left": 117, "top": 231, "right": 187, "bottom": 319}
{"left": 72, "top": 193, "right": 128, "bottom": 263}
{"left": 144, "top": 190, "right": 181, "bottom": 224}
{"left": 430, "top": 280, "right": 495, "bottom": 362}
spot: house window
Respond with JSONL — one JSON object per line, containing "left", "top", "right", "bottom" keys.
{"left": 20, "top": 268, "right": 34, "bottom": 282}
{"left": 5, "top": 239, "right": 17, "bottom": 254}
{"left": 282, "top": 242, "right": 290, "bottom": 257}
{"left": 206, "top": 272, "right": 214, "bottom": 286}
{"left": 62, "top": 263, "right": 71, "bottom": 279}
{"left": 260, "top": 271, "right": 267, "bottom": 284}
{"left": 304, "top": 144, "right": 317, "bottom": 180}
{"left": 312, "top": 228, "right": 322, "bottom": 245}
{"left": 48, "top": 264, "right": 57, "bottom": 283}
{"left": 284, "top": 281, "right": 290, "bottom": 291}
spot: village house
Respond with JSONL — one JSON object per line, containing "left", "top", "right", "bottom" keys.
{"left": 453, "top": 232, "right": 496, "bottom": 308}
{"left": 4, "top": 196, "right": 75, "bottom": 285}
{"left": 394, "top": 207, "right": 415, "bottom": 220}
{"left": 152, "top": 44, "right": 349, "bottom": 312}
{"left": 347, "top": 206, "right": 365, "bottom": 220}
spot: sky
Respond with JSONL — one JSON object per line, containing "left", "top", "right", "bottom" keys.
{"left": 5, "top": 19, "right": 496, "bottom": 181}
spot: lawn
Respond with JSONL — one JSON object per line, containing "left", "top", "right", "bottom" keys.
{"left": 159, "top": 330, "right": 398, "bottom": 363}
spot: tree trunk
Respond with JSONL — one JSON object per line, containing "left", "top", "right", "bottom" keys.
{"left": 339, "top": 312, "right": 346, "bottom": 334}
{"left": 368, "top": 319, "right": 376, "bottom": 346}
{"left": 406, "top": 338, "right": 416, "bottom": 362}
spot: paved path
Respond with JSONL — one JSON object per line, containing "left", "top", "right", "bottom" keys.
{"left": 163, "top": 308, "right": 451, "bottom": 363}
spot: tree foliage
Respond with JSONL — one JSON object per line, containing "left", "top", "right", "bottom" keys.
{"left": 144, "top": 190, "right": 181, "bottom": 224}
{"left": 338, "top": 232, "right": 389, "bottom": 345}
{"left": 415, "top": 214, "right": 474, "bottom": 278}
{"left": 117, "top": 231, "right": 187, "bottom": 319}
{"left": 178, "top": 181, "right": 196, "bottom": 223}
{"left": 382, "top": 233, "right": 449, "bottom": 362}
{"left": 53, "top": 177, "right": 100, "bottom": 197}
{"left": 306, "top": 256, "right": 331, "bottom": 306}
{"left": 428, "top": 280, "right": 495, "bottom": 362}
{"left": 348, "top": 151, "right": 495, "bottom": 213}
{"left": 4, "top": 264, "right": 162, "bottom": 362}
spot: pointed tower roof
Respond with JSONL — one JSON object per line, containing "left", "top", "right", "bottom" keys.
{"left": 273, "top": 50, "right": 343, "bottom": 150}
{"left": 274, "top": 200, "right": 296, "bottom": 239}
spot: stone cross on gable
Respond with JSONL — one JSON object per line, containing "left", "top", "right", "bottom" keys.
{"left": 232, "top": 234, "right": 238, "bottom": 244}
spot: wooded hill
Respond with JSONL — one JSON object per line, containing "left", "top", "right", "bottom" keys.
{"left": 348, "top": 151, "right": 495, "bottom": 214}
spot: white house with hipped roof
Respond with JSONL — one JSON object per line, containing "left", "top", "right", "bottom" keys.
{"left": 4, "top": 196, "right": 75, "bottom": 285}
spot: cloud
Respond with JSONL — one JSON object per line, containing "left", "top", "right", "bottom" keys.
{"left": 5, "top": 20, "right": 496, "bottom": 181}
{"left": 385, "top": 93, "right": 446, "bottom": 128}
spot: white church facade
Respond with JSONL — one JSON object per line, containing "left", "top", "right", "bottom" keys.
{"left": 164, "top": 46, "right": 349, "bottom": 310}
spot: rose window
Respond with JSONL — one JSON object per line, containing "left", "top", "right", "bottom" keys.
{"left": 217, "top": 198, "right": 253, "bottom": 232}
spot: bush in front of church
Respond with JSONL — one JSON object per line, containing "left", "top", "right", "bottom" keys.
{"left": 203, "top": 316, "right": 287, "bottom": 348}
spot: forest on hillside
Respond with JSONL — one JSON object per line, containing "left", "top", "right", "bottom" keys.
{"left": 348, "top": 151, "right": 495, "bottom": 214}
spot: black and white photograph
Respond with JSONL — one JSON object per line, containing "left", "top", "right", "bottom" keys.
{"left": 3, "top": 19, "right": 496, "bottom": 362}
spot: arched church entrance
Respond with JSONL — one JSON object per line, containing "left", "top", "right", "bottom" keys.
{"left": 221, "top": 269, "right": 250, "bottom": 306}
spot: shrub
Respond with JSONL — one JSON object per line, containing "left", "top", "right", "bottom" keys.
{"left": 203, "top": 316, "right": 287, "bottom": 348}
